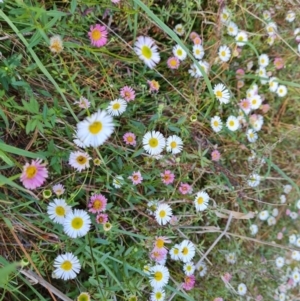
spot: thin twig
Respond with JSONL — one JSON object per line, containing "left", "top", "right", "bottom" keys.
{"left": 195, "top": 213, "right": 233, "bottom": 270}
{"left": 19, "top": 269, "right": 73, "bottom": 301}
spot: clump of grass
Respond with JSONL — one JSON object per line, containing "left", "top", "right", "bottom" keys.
{"left": 0, "top": 1, "right": 300, "bottom": 301}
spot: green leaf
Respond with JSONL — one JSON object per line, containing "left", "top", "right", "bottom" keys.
{"left": 0, "top": 108, "right": 9, "bottom": 128}
{"left": 0, "top": 142, "right": 46, "bottom": 159}
{"left": 0, "top": 150, "right": 14, "bottom": 166}
{"left": 0, "top": 262, "right": 18, "bottom": 288}
{"left": 70, "top": 0, "right": 77, "bottom": 14}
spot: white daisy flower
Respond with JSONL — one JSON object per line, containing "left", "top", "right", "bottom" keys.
{"left": 275, "top": 256, "right": 285, "bottom": 268}
{"left": 296, "top": 237, "right": 300, "bottom": 247}
{"left": 147, "top": 200, "right": 159, "bottom": 216}
{"left": 53, "top": 252, "right": 81, "bottom": 280}
{"left": 151, "top": 288, "right": 166, "bottom": 301}
{"left": 52, "top": 184, "right": 65, "bottom": 196}
{"left": 235, "top": 31, "right": 248, "bottom": 47}
{"left": 166, "top": 135, "right": 183, "bottom": 154}
{"left": 292, "top": 250, "right": 300, "bottom": 261}
{"left": 259, "top": 210, "right": 269, "bottom": 221}
{"left": 193, "top": 44, "right": 204, "bottom": 60}
{"left": 249, "top": 94, "right": 262, "bottom": 110}
{"left": 272, "top": 208, "right": 279, "bottom": 217}
{"left": 267, "top": 35, "right": 275, "bottom": 46}
{"left": 258, "top": 54, "right": 269, "bottom": 67}
{"left": 246, "top": 129, "right": 258, "bottom": 143}
{"left": 218, "top": 45, "right": 231, "bottom": 62}
{"left": 276, "top": 85, "right": 287, "bottom": 97}
{"left": 269, "top": 77, "right": 279, "bottom": 92}
{"left": 247, "top": 173, "right": 260, "bottom": 187}
{"left": 183, "top": 262, "right": 195, "bottom": 276}
{"left": 69, "top": 151, "right": 91, "bottom": 172}
{"left": 250, "top": 115, "right": 264, "bottom": 132}
{"left": 250, "top": 224, "right": 258, "bottom": 236}
{"left": 246, "top": 84, "right": 258, "bottom": 98}
{"left": 213, "top": 83, "right": 230, "bottom": 104}
{"left": 76, "top": 110, "right": 114, "bottom": 148}
{"left": 226, "top": 116, "right": 239, "bottom": 131}
{"left": 292, "top": 270, "right": 300, "bottom": 283}
{"left": 174, "top": 24, "right": 185, "bottom": 36}
{"left": 280, "top": 194, "right": 286, "bottom": 204}
{"left": 155, "top": 203, "right": 172, "bottom": 225}
{"left": 143, "top": 131, "right": 166, "bottom": 156}
{"left": 226, "top": 252, "right": 236, "bottom": 264}
{"left": 172, "top": 45, "right": 187, "bottom": 61}
{"left": 149, "top": 265, "right": 170, "bottom": 289}
{"left": 220, "top": 7, "right": 231, "bottom": 24}
{"left": 47, "top": 198, "right": 72, "bottom": 224}
{"left": 237, "top": 283, "right": 247, "bottom": 296}
{"left": 194, "top": 191, "right": 209, "bottom": 212}
{"left": 263, "top": 10, "right": 271, "bottom": 21}
{"left": 134, "top": 36, "right": 160, "bottom": 69}
{"left": 296, "top": 199, "right": 300, "bottom": 209}
{"left": 279, "top": 293, "right": 286, "bottom": 301}
{"left": 113, "top": 175, "right": 124, "bottom": 188}
{"left": 188, "top": 63, "right": 201, "bottom": 78}
{"left": 294, "top": 28, "right": 300, "bottom": 36}
{"left": 198, "top": 261, "right": 207, "bottom": 277}
{"left": 63, "top": 209, "right": 91, "bottom": 238}
{"left": 257, "top": 67, "right": 269, "bottom": 85}
{"left": 107, "top": 98, "right": 127, "bottom": 116}
{"left": 286, "top": 11, "right": 296, "bottom": 23}
{"left": 266, "top": 22, "right": 277, "bottom": 35}
{"left": 267, "top": 216, "right": 276, "bottom": 226}
{"left": 290, "top": 212, "right": 298, "bottom": 220}
{"left": 169, "top": 244, "right": 181, "bottom": 261}
{"left": 283, "top": 184, "right": 292, "bottom": 194}
{"left": 179, "top": 240, "right": 196, "bottom": 263}
{"left": 210, "top": 116, "right": 223, "bottom": 133}
{"left": 227, "top": 21, "right": 238, "bottom": 36}
{"left": 289, "top": 234, "right": 296, "bottom": 244}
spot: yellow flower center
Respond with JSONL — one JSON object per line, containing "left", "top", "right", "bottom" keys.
{"left": 279, "top": 89, "right": 283, "bottom": 93}
{"left": 170, "top": 141, "right": 177, "bottom": 149}
{"left": 55, "top": 206, "right": 65, "bottom": 217}
{"left": 71, "top": 217, "right": 84, "bottom": 230}
{"left": 124, "top": 91, "right": 131, "bottom": 98}
{"left": 252, "top": 99, "right": 257, "bottom": 104}
{"left": 154, "top": 271, "right": 163, "bottom": 281}
{"left": 76, "top": 155, "right": 87, "bottom": 165}
{"left": 127, "top": 136, "right": 134, "bottom": 142}
{"left": 229, "top": 120, "right": 235, "bottom": 127}
{"left": 61, "top": 260, "right": 72, "bottom": 271}
{"left": 25, "top": 166, "right": 37, "bottom": 179}
{"left": 221, "top": 50, "right": 226, "bottom": 57}
{"left": 238, "top": 36, "right": 244, "bottom": 41}
{"left": 182, "top": 247, "right": 188, "bottom": 255}
{"left": 197, "top": 197, "right": 204, "bottom": 205}
{"left": 213, "top": 121, "right": 219, "bottom": 127}
{"left": 91, "top": 29, "right": 102, "bottom": 41}
{"left": 177, "top": 49, "right": 183, "bottom": 56}
{"left": 174, "top": 248, "right": 179, "bottom": 255}
{"left": 155, "top": 292, "right": 162, "bottom": 299}
{"left": 132, "top": 174, "right": 139, "bottom": 181}
{"left": 89, "top": 121, "right": 102, "bottom": 134}
{"left": 216, "top": 91, "right": 223, "bottom": 98}
{"left": 261, "top": 59, "right": 265, "bottom": 63}
{"left": 170, "top": 59, "right": 177, "bottom": 66}
{"left": 112, "top": 103, "right": 121, "bottom": 110}
{"left": 149, "top": 137, "right": 159, "bottom": 148}
{"left": 93, "top": 200, "right": 103, "bottom": 210}
{"left": 159, "top": 210, "right": 166, "bottom": 218}
{"left": 156, "top": 238, "right": 164, "bottom": 249}
{"left": 141, "top": 45, "right": 152, "bottom": 59}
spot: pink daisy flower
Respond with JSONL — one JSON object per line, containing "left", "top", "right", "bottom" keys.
{"left": 52, "top": 183, "right": 65, "bottom": 196}
{"left": 222, "top": 272, "right": 232, "bottom": 282}
{"left": 167, "top": 56, "right": 180, "bottom": 69}
{"left": 96, "top": 213, "right": 108, "bottom": 224}
{"left": 74, "top": 96, "right": 90, "bottom": 109}
{"left": 239, "top": 98, "right": 251, "bottom": 114}
{"left": 147, "top": 79, "right": 160, "bottom": 92}
{"left": 111, "top": 0, "right": 120, "bottom": 3}
{"left": 88, "top": 24, "right": 108, "bottom": 47}
{"left": 120, "top": 86, "right": 135, "bottom": 102}
{"left": 236, "top": 68, "right": 245, "bottom": 79}
{"left": 20, "top": 159, "right": 48, "bottom": 190}
{"left": 150, "top": 248, "right": 168, "bottom": 264}
{"left": 274, "top": 57, "right": 284, "bottom": 70}
{"left": 193, "top": 36, "right": 202, "bottom": 45}
{"left": 123, "top": 132, "right": 136, "bottom": 146}
{"left": 182, "top": 275, "right": 195, "bottom": 291}
{"left": 189, "top": 31, "right": 199, "bottom": 41}
{"left": 179, "top": 182, "right": 193, "bottom": 195}
{"left": 88, "top": 194, "right": 107, "bottom": 213}
{"left": 153, "top": 236, "right": 171, "bottom": 252}
{"left": 161, "top": 170, "right": 175, "bottom": 185}
{"left": 211, "top": 150, "right": 221, "bottom": 162}
{"left": 214, "top": 298, "right": 224, "bottom": 301}
{"left": 128, "top": 171, "right": 143, "bottom": 185}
